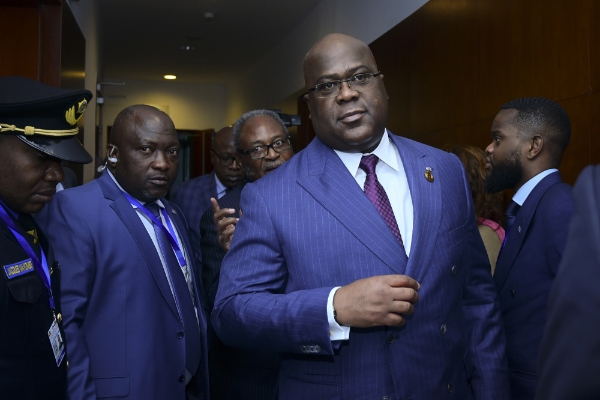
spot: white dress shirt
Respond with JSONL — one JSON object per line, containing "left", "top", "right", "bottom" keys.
{"left": 327, "top": 129, "right": 415, "bottom": 341}
{"left": 215, "top": 175, "right": 228, "bottom": 199}
{"left": 512, "top": 169, "right": 558, "bottom": 206}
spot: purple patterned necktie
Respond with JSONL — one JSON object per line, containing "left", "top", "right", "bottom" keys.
{"left": 359, "top": 154, "right": 404, "bottom": 246}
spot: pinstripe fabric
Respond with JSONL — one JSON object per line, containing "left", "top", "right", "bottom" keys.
{"left": 213, "top": 133, "right": 509, "bottom": 400}
{"left": 170, "top": 172, "right": 217, "bottom": 273}
{"left": 200, "top": 183, "right": 280, "bottom": 400}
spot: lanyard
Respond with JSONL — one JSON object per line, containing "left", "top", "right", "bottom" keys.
{"left": 122, "top": 192, "right": 187, "bottom": 268}
{"left": 0, "top": 204, "right": 55, "bottom": 310}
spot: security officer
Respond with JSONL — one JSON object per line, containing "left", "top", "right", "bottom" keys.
{"left": 0, "top": 76, "right": 92, "bottom": 399}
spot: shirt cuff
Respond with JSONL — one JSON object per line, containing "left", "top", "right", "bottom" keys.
{"left": 327, "top": 287, "right": 350, "bottom": 341}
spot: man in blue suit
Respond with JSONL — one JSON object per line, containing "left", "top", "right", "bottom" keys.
{"left": 535, "top": 165, "right": 600, "bottom": 400}
{"left": 485, "top": 97, "right": 573, "bottom": 400}
{"left": 213, "top": 33, "right": 509, "bottom": 399}
{"left": 171, "top": 126, "right": 245, "bottom": 263}
{"left": 40, "top": 105, "right": 209, "bottom": 399}
{"left": 201, "top": 109, "right": 294, "bottom": 400}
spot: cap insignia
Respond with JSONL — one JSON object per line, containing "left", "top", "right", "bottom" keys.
{"left": 65, "top": 99, "right": 88, "bottom": 126}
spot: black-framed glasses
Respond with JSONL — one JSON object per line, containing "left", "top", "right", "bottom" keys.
{"left": 305, "top": 72, "right": 382, "bottom": 98}
{"left": 211, "top": 151, "right": 241, "bottom": 167}
{"left": 238, "top": 137, "right": 292, "bottom": 160}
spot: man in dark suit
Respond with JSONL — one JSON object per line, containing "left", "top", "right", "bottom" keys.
{"left": 485, "top": 97, "right": 573, "bottom": 400}
{"left": 0, "top": 76, "right": 93, "bottom": 399}
{"left": 39, "top": 105, "right": 209, "bottom": 399}
{"left": 535, "top": 165, "right": 600, "bottom": 400}
{"left": 171, "top": 126, "right": 245, "bottom": 263}
{"left": 212, "top": 33, "right": 509, "bottom": 399}
{"left": 200, "top": 109, "right": 294, "bottom": 399}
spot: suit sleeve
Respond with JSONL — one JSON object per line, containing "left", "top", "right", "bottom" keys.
{"left": 212, "top": 183, "right": 334, "bottom": 355}
{"left": 454, "top": 157, "right": 510, "bottom": 399}
{"left": 42, "top": 193, "right": 98, "bottom": 400}
{"left": 535, "top": 165, "right": 600, "bottom": 400}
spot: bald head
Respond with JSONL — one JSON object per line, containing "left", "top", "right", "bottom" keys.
{"left": 303, "top": 34, "right": 379, "bottom": 88}
{"left": 210, "top": 125, "right": 245, "bottom": 188}
{"left": 212, "top": 126, "right": 233, "bottom": 148}
{"left": 111, "top": 105, "right": 174, "bottom": 148}
{"left": 302, "top": 33, "right": 388, "bottom": 153}
{"left": 107, "top": 104, "right": 180, "bottom": 202}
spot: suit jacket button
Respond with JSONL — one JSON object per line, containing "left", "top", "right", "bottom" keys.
{"left": 386, "top": 335, "right": 395, "bottom": 344}
{"left": 314, "top": 345, "right": 321, "bottom": 353}
{"left": 510, "top": 289, "right": 516, "bottom": 298}
{"left": 301, "top": 345, "right": 308, "bottom": 353}
{"left": 66, "top": 360, "right": 70, "bottom": 369}
{"left": 177, "top": 331, "right": 184, "bottom": 339}
{"left": 440, "top": 324, "right": 447, "bottom": 335}
{"left": 383, "top": 397, "right": 391, "bottom": 400}
{"left": 178, "top": 375, "right": 185, "bottom": 383}
{"left": 447, "top": 383, "right": 453, "bottom": 392}
{"left": 451, "top": 265, "right": 456, "bottom": 275}
{"left": 56, "top": 313, "right": 62, "bottom": 323}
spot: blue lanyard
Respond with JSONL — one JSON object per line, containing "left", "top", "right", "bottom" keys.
{"left": 0, "top": 204, "right": 55, "bottom": 310}
{"left": 122, "top": 192, "right": 187, "bottom": 268}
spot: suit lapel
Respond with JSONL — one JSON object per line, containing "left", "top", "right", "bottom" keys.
{"left": 494, "top": 172, "right": 563, "bottom": 291}
{"left": 297, "top": 138, "right": 408, "bottom": 274}
{"left": 98, "top": 172, "right": 180, "bottom": 320}
{"left": 392, "top": 135, "right": 441, "bottom": 284}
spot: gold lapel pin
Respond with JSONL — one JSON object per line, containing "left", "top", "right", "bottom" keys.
{"left": 424, "top": 167, "right": 434, "bottom": 183}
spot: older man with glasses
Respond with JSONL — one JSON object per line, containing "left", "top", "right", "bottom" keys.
{"left": 171, "top": 126, "right": 245, "bottom": 270}
{"left": 199, "top": 109, "right": 293, "bottom": 400}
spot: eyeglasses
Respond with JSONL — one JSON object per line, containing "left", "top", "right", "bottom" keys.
{"left": 211, "top": 151, "right": 241, "bottom": 167}
{"left": 238, "top": 137, "right": 292, "bottom": 160}
{"left": 305, "top": 72, "right": 382, "bottom": 98}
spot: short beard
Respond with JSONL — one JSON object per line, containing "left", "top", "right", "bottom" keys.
{"left": 485, "top": 149, "right": 523, "bottom": 194}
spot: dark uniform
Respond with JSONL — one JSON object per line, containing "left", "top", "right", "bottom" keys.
{"left": 0, "top": 213, "right": 67, "bottom": 398}
{"left": 0, "top": 76, "right": 92, "bottom": 400}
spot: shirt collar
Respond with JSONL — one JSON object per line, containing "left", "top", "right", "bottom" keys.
{"left": 512, "top": 168, "right": 558, "bottom": 206}
{"left": 334, "top": 129, "right": 399, "bottom": 177}
{"left": 215, "top": 174, "right": 227, "bottom": 197}
{"left": 106, "top": 169, "right": 164, "bottom": 208}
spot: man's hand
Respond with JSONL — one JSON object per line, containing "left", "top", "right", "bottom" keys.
{"left": 211, "top": 197, "right": 239, "bottom": 253}
{"left": 333, "top": 274, "right": 420, "bottom": 328}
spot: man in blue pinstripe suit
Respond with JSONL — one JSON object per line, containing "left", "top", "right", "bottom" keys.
{"left": 213, "top": 33, "right": 510, "bottom": 399}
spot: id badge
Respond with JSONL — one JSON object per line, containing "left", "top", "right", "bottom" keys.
{"left": 48, "top": 319, "right": 65, "bottom": 367}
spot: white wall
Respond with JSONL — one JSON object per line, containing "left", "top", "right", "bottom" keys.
{"left": 101, "top": 78, "right": 227, "bottom": 136}
{"left": 226, "top": 0, "right": 429, "bottom": 124}
{"left": 66, "top": 0, "right": 100, "bottom": 182}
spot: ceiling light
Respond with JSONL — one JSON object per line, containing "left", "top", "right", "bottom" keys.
{"left": 180, "top": 45, "right": 195, "bottom": 51}
{"left": 164, "top": 75, "right": 177, "bottom": 80}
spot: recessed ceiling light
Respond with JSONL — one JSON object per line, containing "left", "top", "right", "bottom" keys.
{"left": 180, "top": 45, "right": 195, "bottom": 51}
{"left": 164, "top": 75, "right": 177, "bottom": 80}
